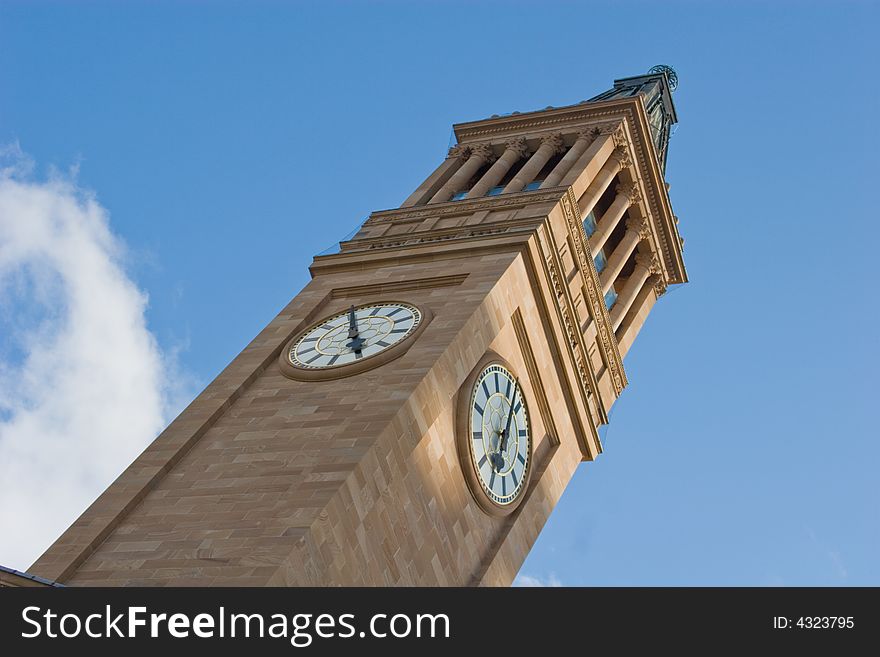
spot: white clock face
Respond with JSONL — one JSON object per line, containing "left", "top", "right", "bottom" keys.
{"left": 468, "top": 364, "right": 531, "bottom": 506}
{"left": 288, "top": 302, "right": 422, "bottom": 369}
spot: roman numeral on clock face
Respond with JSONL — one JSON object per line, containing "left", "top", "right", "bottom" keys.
{"left": 467, "top": 363, "right": 530, "bottom": 507}
{"left": 289, "top": 303, "right": 422, "bottom": 370}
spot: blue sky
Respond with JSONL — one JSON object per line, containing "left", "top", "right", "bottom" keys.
{"left": 0, "top": 1, "right": 877, "bottom": 584}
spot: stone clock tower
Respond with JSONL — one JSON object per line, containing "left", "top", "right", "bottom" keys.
{"left": 27, "top": 67, "right": 688, "bottom": 586}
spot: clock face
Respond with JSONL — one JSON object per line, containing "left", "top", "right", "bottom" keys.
{"left": 468, "top": 364, "right": 531, "bottom": 506}
{"left": 288, "top": 302, "right": 422, "bottom": 370}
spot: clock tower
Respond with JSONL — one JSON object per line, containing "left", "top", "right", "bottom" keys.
{"left": 29, "top": 67, "right": 687, "bottom": 586}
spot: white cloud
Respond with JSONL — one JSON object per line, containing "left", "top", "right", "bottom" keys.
{"left": 0, "top": 144, "right": 191, "bottom": 571}
{"left": 513, "top": 573, "right": 563, "bottom": 587}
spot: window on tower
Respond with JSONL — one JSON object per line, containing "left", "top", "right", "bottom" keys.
{"left": 524, "top": 180, "right": 543, "bottom": 191}
{"left": 594, "top": 250, "right": 607, "bottom": 274}
{"left": 604, "top": 287, "right": 618, "bottom": 310}
{"left": 582, "top": 210, "right": 598, "bottom": 237}
{"left": 451, "top": 191, "right": 467, "bottom": 201}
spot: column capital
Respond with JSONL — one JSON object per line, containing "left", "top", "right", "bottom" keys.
{"left": 447, "top": 144, "right": 470, "bottom": 160}
{"left": 540, "top": 131, "right": 565, "bottom": 154}
{"left": 615, "top": 182, "right": 642, "bottom": 206}
{"left": 470, "top": 143, "right": 497, "bottom": 163}
{"left": 635, "top": 250, "right": 662, "bottom": 275}
{"left": 577, "top": 126, "right": 601, "bottom": 141}
{"left": 598, "top": 121, "right": 628, "bottom": 148}
{"left": 625, "top": 215, "right": 650, "bottom": 239}
{"left": 609, "top": 146, "right": 632, "bottom": 170}
{"left": 597, "top": 121, "right": 623, "bottom": 136}
{"left": 504, "top": 136, "right": 530, "bottom": 159}
{"left": 653, "top": 275, "right": 668, "bottom": 297}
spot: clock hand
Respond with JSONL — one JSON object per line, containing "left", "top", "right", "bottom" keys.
{"left": 490, "top": 435, "right": 504, "bottom": 471}
{"left": 347, "top": 305, "right": 359, "bottom": 338}
{"left": 346, "top": 305, "right": 365, "bottom": 352}
{"left": 498, "top": 380, "right": 519, "bottom": 464}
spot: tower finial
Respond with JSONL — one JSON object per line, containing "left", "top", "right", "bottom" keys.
{"left": 648, "top": 64, "right": 678, "bottom": 91}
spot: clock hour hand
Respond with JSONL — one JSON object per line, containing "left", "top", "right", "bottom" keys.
{"left": 346, "top": 305, "right": 365, "bottom": 352}
{"left": 489, "top": 444, "right": 504, "bottom": 472}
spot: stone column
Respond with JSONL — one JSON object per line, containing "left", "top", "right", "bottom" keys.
{"left": 589, "top": 182, "right": 640, "bottom": 254}
{"left": 401, "top": 145, "right": 469, "bottom": 208}
{"left": 610, "top": 251, "right": 659, "bottom": 330}
{"left": 503, "top": 132, "right": 564, "bottom": 193}
{"left": 600, "top": 215, "right": 648, "bottom": 295}
{"left": 560, "top": 122, "right": 622, "bottom": 190}
{"left": 577, "top": 146, "right": 632, "bottom": 218}
{"left": 617, "top": 277, "right": 666, "bottom": 358}
{"left": 541, "top": 128, "right": 596, "bottom": 188}
{"left": 466, "top": 138, "right": 528, "bottom": 199}
{"left": 428, "top": 143, "right": 495, "bottom": 204}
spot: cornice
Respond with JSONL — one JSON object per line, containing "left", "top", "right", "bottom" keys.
{"left": 453, "top": 99, "right": 633, "bottom": 142}
{"left": 623, "top": 96, "right": 688, "bottom": 286}
{"left": 342, "top": 220, "right": 538, "bottom": 254}
{"left": 310, "top": 231, "right": 534, "bottom": 275}
{"left": 452, "top": 97, "right": 687, "bottom": 286}
{"left": 367, "top": 188, "right": 565, "bottom": 225}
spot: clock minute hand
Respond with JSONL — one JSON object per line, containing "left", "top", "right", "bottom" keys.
{"left": 346, "top": 305, "right": 365, "bottom": 352}
{"left": 347, "top": 305, "right": 359, "bottom": 337}
{"left": 499, "top": 379, "right": 518, "bottom": 457}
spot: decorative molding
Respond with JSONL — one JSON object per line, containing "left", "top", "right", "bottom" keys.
{"left": 331, "top": 273, "right": 469, "bottom": 298}
{"left": 511, "top": 308, "right": 561, "bottom": 448}
{"left": 339, "top": 222, "right": 533, "bottom": 255}
{"left": 365, "top": 188, "right": 566, "bottom": 226}
{"left": 536, "top": 225, "right": 605, "bottom": 422}
{"left": 560, "top": 189, "right": 627, "bottom": 395}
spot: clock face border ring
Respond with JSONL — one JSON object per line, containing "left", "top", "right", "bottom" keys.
{"left": 278, "top": 301, "right": 433, "bottom": 382}
{"left": 455, "top": 351, "right": 533, "bottom": 517}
